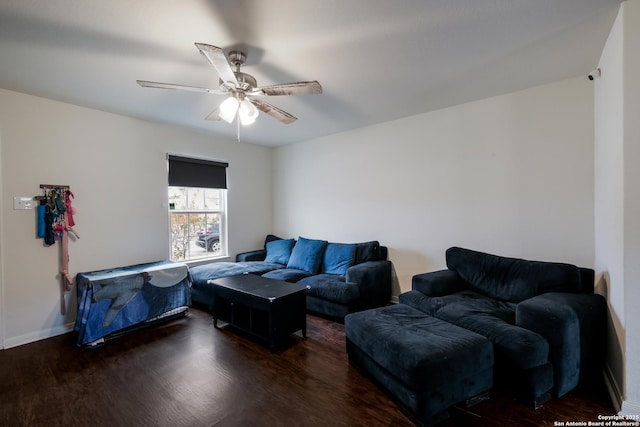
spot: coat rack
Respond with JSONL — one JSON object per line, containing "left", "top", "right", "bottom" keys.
{"left": 37, "top": 184, "right": 78, "bottom": 314}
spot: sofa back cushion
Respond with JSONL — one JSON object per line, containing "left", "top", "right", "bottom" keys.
{"left": 287, "top": 237, "right": 328, "bottom": 274}
{"left": 579, "top": 268, "right": 595, "bottom": 293}
{"left": 355, "top": 241, "right": 383, "bottom": 264}
{"left": 322, "top": 243, "right": 357, "bottom": 276}
{"left": 263, "top": 234, "right": 283, "bottom": 248}
{"left": 445, "top": 247, "right": 582, "bottom": 303}
{"left": 264, "top": 238, "right": 295, "bottom": 265}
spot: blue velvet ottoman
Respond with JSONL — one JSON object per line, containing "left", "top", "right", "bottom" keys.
{"left": 345, "top": 304, "right": 494, "bottom": 426}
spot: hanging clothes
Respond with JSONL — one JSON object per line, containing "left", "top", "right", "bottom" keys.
{"left": 38, "top": 185, "right": 79, "bottom": 292}
{"left": 44, "top": 205, "right": 55, "bottom": 246}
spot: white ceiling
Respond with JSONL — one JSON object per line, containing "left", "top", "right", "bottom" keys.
{"left": 0, "top": 0, "right": 622, "bottom": 147}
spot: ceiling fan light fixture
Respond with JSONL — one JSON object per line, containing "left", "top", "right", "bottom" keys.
{"left": 239, "top": 99, "right": 259, "bottom": 126}
{"left": 219, "top": 96, "right": 239, "bottom": 123}
{"left": 137, "top": 43, "right": 322, "bottom": 127}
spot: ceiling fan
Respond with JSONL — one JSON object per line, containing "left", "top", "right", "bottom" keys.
{"left": 137, "top": 43, "right": 322, "bottom": 126}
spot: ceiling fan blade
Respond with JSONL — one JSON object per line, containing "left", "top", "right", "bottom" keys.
{"left": 205, "top": 108, "right": 222, "bottom": 121}
{"left": 250, "top": 99, "right": 297, "bottom": 124}
{"left": 195, "top": 43, "right": 238, "bottom": 87}
{"left": 136, "top": 80, "right": 225, "bottom": 94}
{"left": 251, "top": 81, "right": 323, "bottom": 96}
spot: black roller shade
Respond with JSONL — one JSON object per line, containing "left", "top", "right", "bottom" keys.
{"left": 168, "top": 155, "right": 229, "bottom": 189}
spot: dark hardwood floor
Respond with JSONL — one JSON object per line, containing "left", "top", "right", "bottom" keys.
{"left": 0, "top": 306, "right": 615, "bottom": 426}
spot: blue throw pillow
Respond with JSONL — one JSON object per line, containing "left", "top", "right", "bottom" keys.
{"left": 287, "top": 237, "right": 328, "bottom": 274}
{"left": 322, "top": 243, "right": 357, "bottom": 276}
{"left": 264, "top": 239, "right": 295, "bottom": 265}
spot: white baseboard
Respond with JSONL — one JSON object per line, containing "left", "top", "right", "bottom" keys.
{"left": 3, "top": 323, "right": 74, "bottom": 349}
{"left": 604, "top": 362, "right": 624, "bottom": 413}
{"left": 603, "top": 361, "right": 640, "bottom": 417}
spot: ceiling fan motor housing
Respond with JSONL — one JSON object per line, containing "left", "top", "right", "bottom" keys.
{"left": 219, "top": 72, "right": 256, "bottom": 92}
{"left": 219, "top": 51, "right": 256, "bottom": 92}
{"left": 234, "top": 72, "right": 257, "bottom": 91}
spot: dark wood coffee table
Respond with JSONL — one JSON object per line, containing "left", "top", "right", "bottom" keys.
{"left": 209, "top": 274, "right": 306, "bottom": 351}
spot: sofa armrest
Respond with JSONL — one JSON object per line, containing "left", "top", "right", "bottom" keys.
{"left": 516, "top": 292, "right": 606, "bottom": 397}
{"left": 346, "top": 260, "right": 392, "bottom": 310}
{"left": 411, "top": 269, "right": 466, "bottom": 296}
{"left": 236, "top": 249, "right": 266, "bottom": 262}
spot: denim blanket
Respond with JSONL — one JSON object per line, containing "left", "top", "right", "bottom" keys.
{"left": 74, "top": 260, "right": 191, "bottom": 347}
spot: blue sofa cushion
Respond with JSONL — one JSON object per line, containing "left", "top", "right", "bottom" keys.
{"left": 264, "top": 238, "right": 295, "bottom": 265}
{"left": 262, "top": 268, "right": 312, "bottom": 283}
{"left": 263, "top": 234, "right": 283, "bottom": 248}
{"left": 429, "top": 291, "right": 549, "bottom": 370}
{"left": 299, "top": 274, "right": 360, "bottom": 304}
{"left": 189, "top": 261, "right": 287, "bottom": 310}
{"left": 322, "top": 243, "right": 357, "bottom": 276}
{"left": 190, "top": 261, "right": 285, "bottom": 284}
{"left": 287, "top": 237, "right": 328, "bottom": 274}
{"left": 446, "top": 247, "right": 582, "bottom": 303}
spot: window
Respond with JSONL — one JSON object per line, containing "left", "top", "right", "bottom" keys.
{"left": 167, "top": 155, "right": 228, "bottom": 262}
{"left": 168, "top": 187, "right": 226, "bottom": 261}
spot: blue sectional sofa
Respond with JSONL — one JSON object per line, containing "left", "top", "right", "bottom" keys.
{"left": 189, "top": 235, "right": 392, "bottom": 320}
{"left": 345, "top": 247, "right": 606, "bottom": 423}
{"left": 399, "top": 247, "right": 607, "bottom": 407}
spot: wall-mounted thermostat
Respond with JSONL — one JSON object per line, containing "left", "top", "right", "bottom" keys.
{"left": 14, "top": 196, "right": 34, "bottom": 210}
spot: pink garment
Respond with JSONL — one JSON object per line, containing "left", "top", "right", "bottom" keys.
{"left": 65, "top": 190, "right": 76, "bottom": 227}
{"left": 60, "top": 215, "right": 73, "bottom": 291}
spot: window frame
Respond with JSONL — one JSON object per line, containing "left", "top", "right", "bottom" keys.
{"left": 167, "top": 154, "right": 229, "bottom": 263}
{"left": 168, "top": 186, "right": 228, "bottom": 262}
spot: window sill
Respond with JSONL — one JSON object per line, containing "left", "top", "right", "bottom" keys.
{"left": 184, "top": 256, "right": 231, "bottom": 268}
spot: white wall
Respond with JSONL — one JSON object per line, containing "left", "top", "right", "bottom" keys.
{"left": 273, "top": 77, "right": 595, "bottom": 296}
{"left": 595, "top": 1, "right": 626, "bottom": 410}
{"left": 595, "top": 0, "right": 640, "bottom": 415}
{"left": 0, "top": 88, "right": 273, "bottom": 348}
{"left": 624, "top": 0, "right": 640, "bottom": 414}
{"left": 622, "top": 0, "right": 640, "bottom": 415}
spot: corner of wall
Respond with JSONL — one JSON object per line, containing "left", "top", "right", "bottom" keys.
{"left": 0, "top": 128, "right": 4, "bottom": 350}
